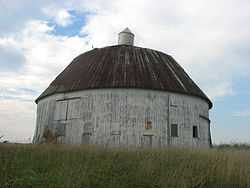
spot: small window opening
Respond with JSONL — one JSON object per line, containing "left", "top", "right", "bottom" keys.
{"left": 171, "top": 124, "right": 178, "bottom": 137}
{"left": 193, "top": 126, "right": 198, "bottom": 138}
{"left": 145, "top": 120, "right": 152, "bottom": 129}
{"left": 82, "top": 133, "right": 92, "bottom": 144}
{"left": 142, "top": 135, "right": 153, "bottom": 147}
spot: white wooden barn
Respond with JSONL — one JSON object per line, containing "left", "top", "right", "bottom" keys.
{"left": 33, "top": 28, "right": 213, "bottom": 147}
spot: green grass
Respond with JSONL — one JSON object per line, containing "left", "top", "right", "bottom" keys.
{"left": 1, "top": 144, "right": 250, "bottom": 188}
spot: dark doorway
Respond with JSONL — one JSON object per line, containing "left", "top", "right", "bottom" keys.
{"left": 193, "top": 126, "right": 198, "bottom": 138}
{"left": 82, "top": 133, "right": 91, "bottom": 144}
{"left": 142, "top": 135, "right": 153, "bottom": 147}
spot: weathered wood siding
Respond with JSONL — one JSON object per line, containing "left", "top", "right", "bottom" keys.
{"left": 33, "top": 89, "right": 211, "bottom": 148}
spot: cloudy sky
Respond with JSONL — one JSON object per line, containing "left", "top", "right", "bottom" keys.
{"left": 0, "top": 0, "right": 249, "bottom": 144}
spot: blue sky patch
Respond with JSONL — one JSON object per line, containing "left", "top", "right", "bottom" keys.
{"left": 48, "top": 10, "right": 89, "bottom": 37}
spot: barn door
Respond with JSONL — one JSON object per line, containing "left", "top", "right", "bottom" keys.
{"left": 142, "top": 135, "right": 153, "bottom": 147}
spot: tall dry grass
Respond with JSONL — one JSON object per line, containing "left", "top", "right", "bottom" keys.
{"left": 0, "top": 144, "right": 250, "bottom": 188}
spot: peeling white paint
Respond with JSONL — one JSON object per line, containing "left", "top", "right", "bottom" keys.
{"left": 33, "top": 89, "right": 211, "bottom": 148}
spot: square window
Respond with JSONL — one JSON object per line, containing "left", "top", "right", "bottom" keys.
{"left": 193, "top": 126, "right": 198, "bottom": 138}
{"left": 54, "top": 98, "right": 81, "bottom": 121}
{"left": 67, "top": 99, "right": 80, "bottom": 119}
{"left": 83, "top": 122, "right": 93, "bottom": 133}
{"left": 171, "top": 124, "right": 178, "bottom": 137}
{"left": 55, "top": 123, "right": 66, "bottom": 136}
{"left": 145, "top": 120, "right": 152, "bottom": 129}
{"left": 111, "top": 122, "right": 120, "bottom": 135}
{"left": 54, "top": 100, "right": 67, "bottom": 121}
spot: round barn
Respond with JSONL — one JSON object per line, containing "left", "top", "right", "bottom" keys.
{"left": 33, "top": 28, "right": 213, "bottom": 147}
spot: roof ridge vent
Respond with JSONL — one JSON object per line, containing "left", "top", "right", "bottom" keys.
{"left": 118, "top": 27, "right": 134, "bottom": 46}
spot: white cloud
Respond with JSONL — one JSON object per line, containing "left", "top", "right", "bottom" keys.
{"left": 0, "top": 99, "right": 36, "bottom": 143}
{"left": 205, "top": 82, "right": 234, "bottom": 99}
{"left": 0, "top": 38, "right": 25, "bottom": 72}
{"left": 233, "top": 110, "right": 250, "bottom": 117}
{"left": 0, "top": 20, "right": 91, "bottom": 95}
{"left": 78, "top": 0, "right": 250, "bottom": 99}
{"left": 56, "top": 9, "right": 74, "bottom": 26}
{"left": 0, "top": 19, "right": 91, "bottom": 141}
{"left": 43, "top": 8, "right": 74, "bottom": 27}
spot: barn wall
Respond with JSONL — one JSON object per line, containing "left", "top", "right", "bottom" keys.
{"left": 33, "top": 89, "right": 210, "bottom": 148}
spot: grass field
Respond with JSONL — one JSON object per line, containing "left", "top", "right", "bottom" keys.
{"left": 1, "top": 144, "right": 250, "bottom": 188}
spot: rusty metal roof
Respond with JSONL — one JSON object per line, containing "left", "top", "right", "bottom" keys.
{"left": 36, "top": 45, "right": 212, "bottom": 108}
